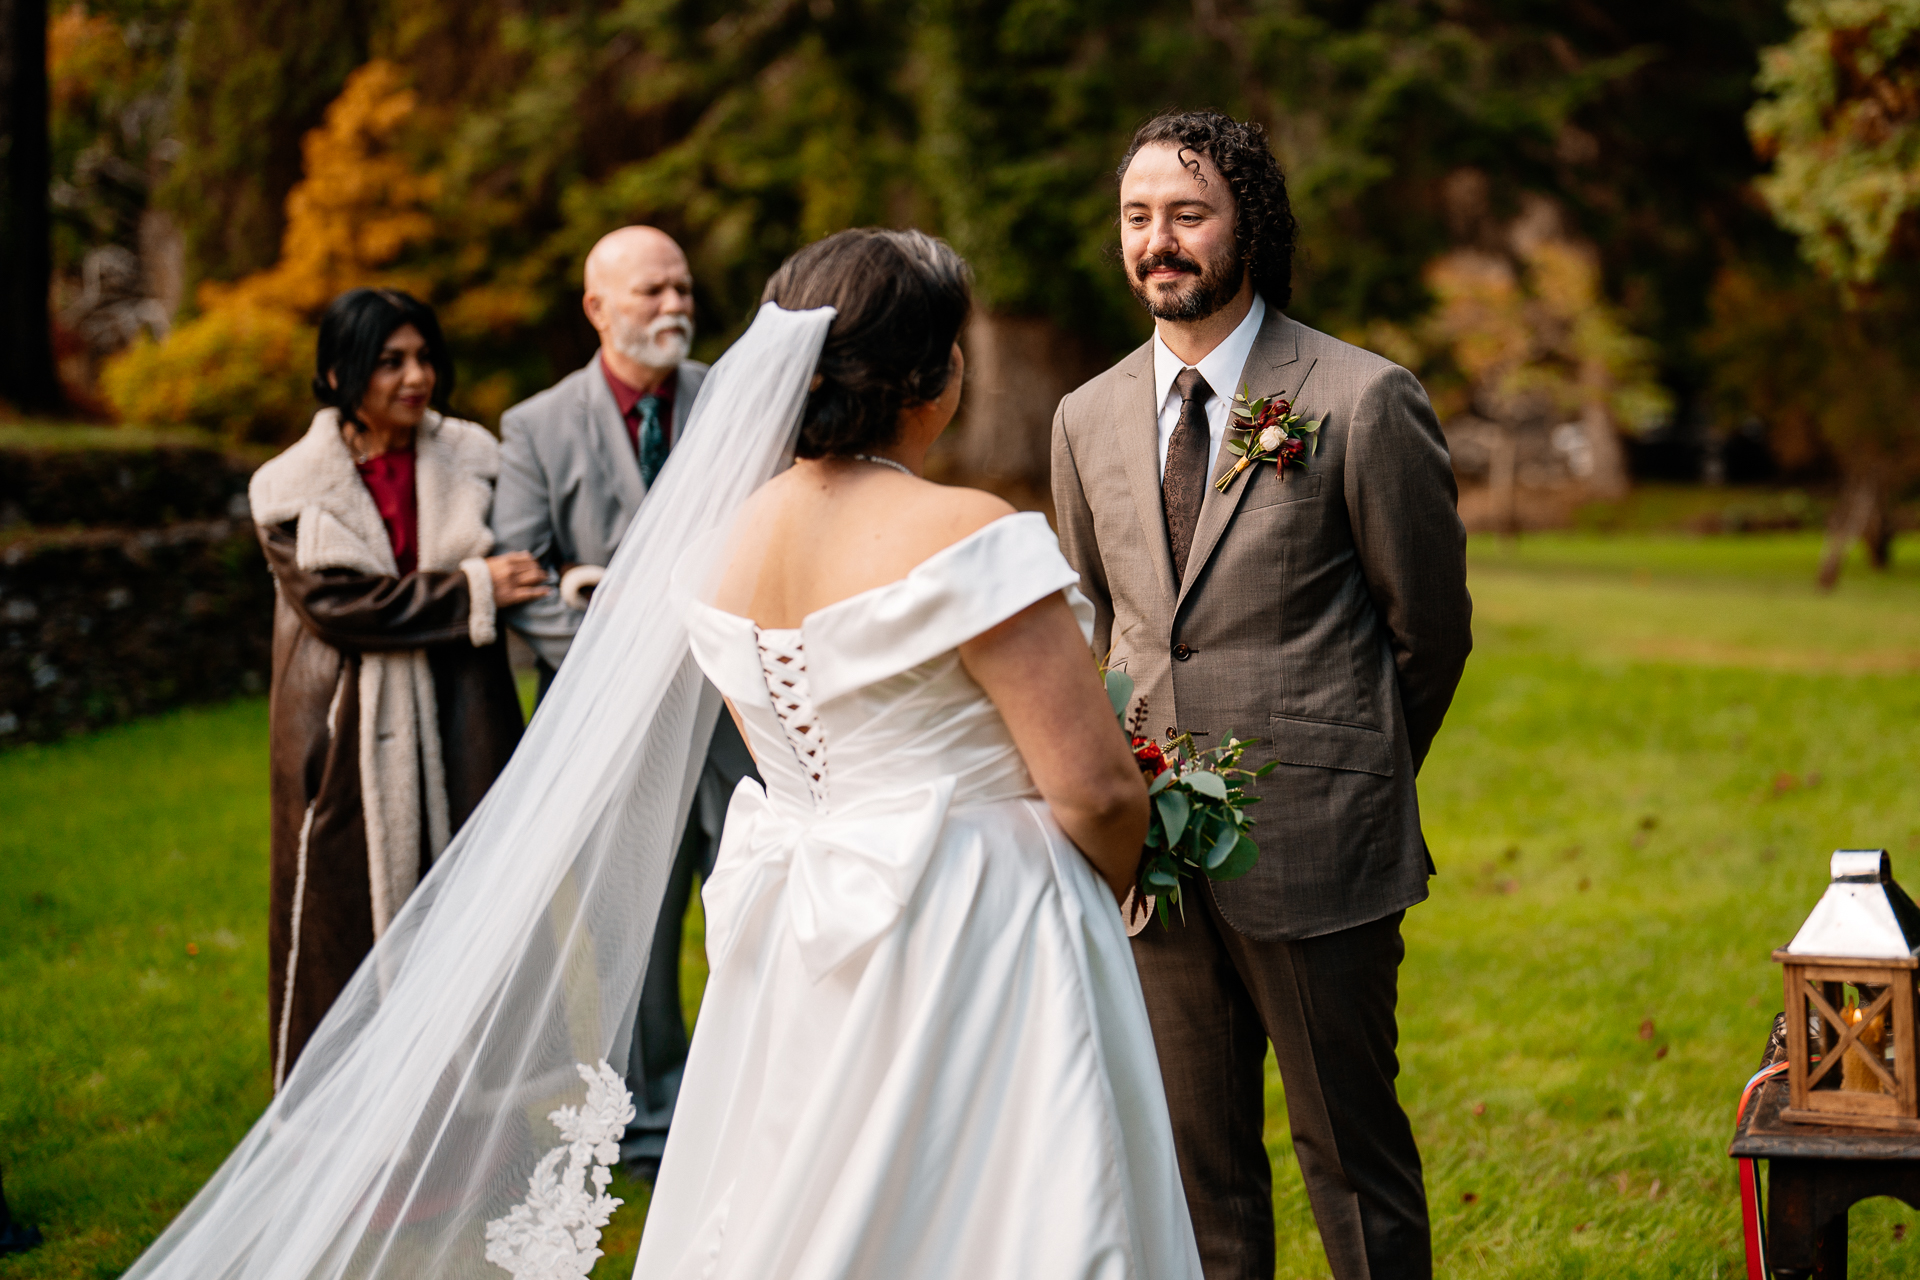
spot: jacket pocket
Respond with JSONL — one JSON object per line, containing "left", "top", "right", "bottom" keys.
{"left": 1267, "top": 712, "right": 1393, "bottom": 777}
{"left": 1240, "top": 471, "right": 1322, "bottom": 513}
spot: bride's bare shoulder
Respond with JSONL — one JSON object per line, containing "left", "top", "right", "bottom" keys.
{"left": 914, "top": 483, "right": 1018, "bottom": 544}
{"left": 866, "top": 481, "right": 1014, "bottom": 566}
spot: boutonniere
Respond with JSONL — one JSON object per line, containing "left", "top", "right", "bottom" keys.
{"left": 1213, "top": 383, "right": 1323, "bottom": 492}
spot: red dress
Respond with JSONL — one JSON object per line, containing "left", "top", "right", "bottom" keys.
{"left": 355, "top": 448, "right": 419, "bottom": 575}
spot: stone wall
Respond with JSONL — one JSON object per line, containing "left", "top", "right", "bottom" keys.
{"left": 0, "top": 520, "right": 274, "bottom": 743}
{"left": 0, "top": 433, "right": 273, "bottom": 744}
{"left": 0, "top": 434, "right": 252, "bottom": 528}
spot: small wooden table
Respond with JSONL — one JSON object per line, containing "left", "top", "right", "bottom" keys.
{"left": 1732, "top": 1069, "right": 1920, "bottom": 1276}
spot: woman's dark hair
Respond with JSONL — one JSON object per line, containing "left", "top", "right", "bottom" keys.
{"left": 1117, "top": 111, "right": 1299, "bottom": 310}
{"left": 760, "top": 229, "right": 972, "bottom": 459}
{"left": 313, "top": 288, "right": 456, "bottom": 426}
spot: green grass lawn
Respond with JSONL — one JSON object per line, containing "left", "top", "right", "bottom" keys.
{"left": 4, "top": 530, "right": 1919, "bottom": 1278}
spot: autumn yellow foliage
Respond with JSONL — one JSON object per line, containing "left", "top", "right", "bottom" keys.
{"left": 48, "top": 8, "right": 132, "bottom": 112}
{"left": 1418, "top": 232, "right": 1671, "bottom": 437}
{"left": 104, "top": 60, "right": 437, "bottom": 443}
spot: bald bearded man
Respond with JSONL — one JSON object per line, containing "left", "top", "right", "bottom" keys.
{"left": 492, "top": 226, "right": 758, "bottom": 1178}
{"left": 496, "top": 226, "right": 703, "bottom": 677}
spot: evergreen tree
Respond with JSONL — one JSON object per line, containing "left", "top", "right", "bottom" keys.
{"left": 160, "top": 0, "right": 375, "bottom": 286}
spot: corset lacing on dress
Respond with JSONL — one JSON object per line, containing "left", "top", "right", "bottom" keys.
{"left": 755, "top": 627, "right": 828, "bottom": 809}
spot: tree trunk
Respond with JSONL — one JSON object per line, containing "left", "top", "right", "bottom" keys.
{"left": 939, "top": 311, "right": 1106, "bottom": 508}
{"left": 0, "top": 0, "right": 62, "bottom": 414}
{"left": 1579, "top": 400, "right": 1631, "bottom": 501}
{"left": 1817, "top": 470, "right": 1891, "bottom": 591}
{"left": 1488, "top": 422, "right": 1520, "bottom": 536}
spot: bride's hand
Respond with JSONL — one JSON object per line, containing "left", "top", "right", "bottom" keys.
{"left": 960, "top": 593, "right": 1148, "bottom": 903}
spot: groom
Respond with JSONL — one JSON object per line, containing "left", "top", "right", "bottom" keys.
{"left": 1052, "top": 112, "right": 1471, "bottom": 1279}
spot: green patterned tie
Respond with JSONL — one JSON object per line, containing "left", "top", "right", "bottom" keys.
{"left": 636, "top": 395, "right": 668, "bottom": 487}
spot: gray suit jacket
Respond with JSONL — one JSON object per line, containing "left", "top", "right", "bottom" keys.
{"left": 1052, "top": 309, "right": 1471, "bottom": 941}
{"left": 493, "top": 356, "right": 708, "bottom": 666}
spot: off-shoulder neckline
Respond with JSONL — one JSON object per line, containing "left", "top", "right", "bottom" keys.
{"left": 693, "top": 511, "right": 1046, "bottom": 633}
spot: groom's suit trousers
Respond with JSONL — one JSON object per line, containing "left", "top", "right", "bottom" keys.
{"left": 1133, "top": 896, "right": 1428, "bottom": 1280}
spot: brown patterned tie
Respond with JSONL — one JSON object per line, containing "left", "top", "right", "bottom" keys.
{"left": 1162, "top": 366, "right": 1214, "bottom": 582}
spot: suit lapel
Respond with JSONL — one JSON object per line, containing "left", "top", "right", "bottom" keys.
{"left": 1176, "top": 313, "right": 1312, "bottom": 612}
{"left": 583, "top": 357, "right": 647, "bottom": 520}
{"left": 670, "top": 362, "right": 699, "bottom": 444}
{"left": 1115, "top": 342, "right": 1179, "bottom": 607}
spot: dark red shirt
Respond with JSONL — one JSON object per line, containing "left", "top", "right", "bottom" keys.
{"left": 600, "top": 354, "right": 675, "bottom": 458}
{"left": 356, "top": 448, "right": 419, "bottom": 577}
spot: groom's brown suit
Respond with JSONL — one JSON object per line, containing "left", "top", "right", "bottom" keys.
{"left": 1052, "top": 306, "right": 1471, "bottom": 1280}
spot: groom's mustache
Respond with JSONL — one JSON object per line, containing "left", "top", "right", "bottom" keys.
{"left": 1135, "top": 252, "right": 1203, "bottom": 281}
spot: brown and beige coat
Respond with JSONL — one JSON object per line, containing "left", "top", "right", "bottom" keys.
{"left": 249, "top": 409, "right": 523, "bottom": 1086}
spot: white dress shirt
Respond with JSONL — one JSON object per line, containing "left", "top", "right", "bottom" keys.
{"left": 1152, "top": 293, "right": 1267, "bottom": 482}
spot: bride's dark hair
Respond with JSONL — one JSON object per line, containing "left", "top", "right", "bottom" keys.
{"left": 761, "top": 228, "right": 972, "bottom": 459}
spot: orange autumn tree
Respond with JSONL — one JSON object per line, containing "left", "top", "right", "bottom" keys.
{"left": 104, "top": 61, "right": 436, "bottom": 444}
{"left": 1362, "top": 199, "right": 1669, "bottom": 527}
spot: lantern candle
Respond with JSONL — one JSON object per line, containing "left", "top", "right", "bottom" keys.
{"left": 1842, "top": 999, "right": 1891, "bottom": 1093}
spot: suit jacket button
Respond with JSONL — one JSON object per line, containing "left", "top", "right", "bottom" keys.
{"left": 1173, "top": 642, "right": 1192, "bottom": 661}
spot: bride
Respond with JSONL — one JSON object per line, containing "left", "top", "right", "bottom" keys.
{"left": 122, "top": 230, "right": 1201, "bottom": 1280}
{"left": 645, "top": 230, "right": 1198, "bottom": 1277}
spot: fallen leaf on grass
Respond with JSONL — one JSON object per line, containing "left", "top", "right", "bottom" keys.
{"left": 1471, "top": 1101, "right": 1487, "bottom": 1116}
{"left": 1649, "top": 1178, "right": 1662, "bottom": 1200}
{"left": 1461, "top": 1192, "right": 1478, "bottom": 1205}
{"left": 1656, "top": 1044, "right": 1669, "bottom": 1060}
{"left": 1639, "top": 1018, "right": 1656, "bottom": 1041}
{"left": 1895, "top": 1223, "right": 1908, "bottom": 1242}
{"left": 185, "top": 943, "right": 198, "bottom": 956}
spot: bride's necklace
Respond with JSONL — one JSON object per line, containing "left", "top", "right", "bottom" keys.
{"left": 852, "top": 453, "right": 916, "bottom": 478}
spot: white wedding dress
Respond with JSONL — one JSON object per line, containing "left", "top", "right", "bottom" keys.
{"left": 638, "top": 511, "right": 1202, "bottom": 1280}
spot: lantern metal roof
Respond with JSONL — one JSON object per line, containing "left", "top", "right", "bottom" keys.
{"left": 1784, "top": 849, "right": 1920, "bottom": 960}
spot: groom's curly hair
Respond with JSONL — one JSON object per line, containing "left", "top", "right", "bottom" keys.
{"left": 1118, "top": 111, "right": 1298, "bottom": 310}
{"left": 762, "top": 229, "right": 972, "bottom": 459}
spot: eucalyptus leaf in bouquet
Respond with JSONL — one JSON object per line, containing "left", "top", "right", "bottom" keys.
{"left": 1103, "top": 668, "right": 1273, "bottom": 927}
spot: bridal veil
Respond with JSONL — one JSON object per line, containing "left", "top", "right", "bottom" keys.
{"left": 124, "top": 302, "right": 836, "bottom": 1280}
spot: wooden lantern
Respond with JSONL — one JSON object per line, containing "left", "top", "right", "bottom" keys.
{"left": 1775, "top": 849, "right": 1920, "bottom": 1132}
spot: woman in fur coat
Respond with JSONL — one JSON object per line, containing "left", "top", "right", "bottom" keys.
{"left": 248, "top": 289, "right": 549, "bottom": 1088}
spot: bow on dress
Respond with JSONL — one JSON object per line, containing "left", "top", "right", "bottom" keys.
{"left": 701, "top": 775, "right": 958, "bottom": 983}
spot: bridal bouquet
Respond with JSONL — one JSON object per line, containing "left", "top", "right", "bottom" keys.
{"left": 1105, "top": 669, "right": 1271, "bottom": 927}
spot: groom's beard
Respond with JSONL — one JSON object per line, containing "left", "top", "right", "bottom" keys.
{"left": 1130, "top": 246, "right": 1246, "bottom": 322}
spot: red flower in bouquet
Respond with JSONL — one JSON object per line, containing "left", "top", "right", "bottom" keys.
{"left": 1100, "top": 666, "right": 1274, "bottom": 929}
{"left": 1131, "top": 736, "right": 1168, "bottom": 779}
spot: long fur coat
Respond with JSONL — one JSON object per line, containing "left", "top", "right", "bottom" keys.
{"left": 250, "top": 409, "right": 524, "bottom": 1085}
